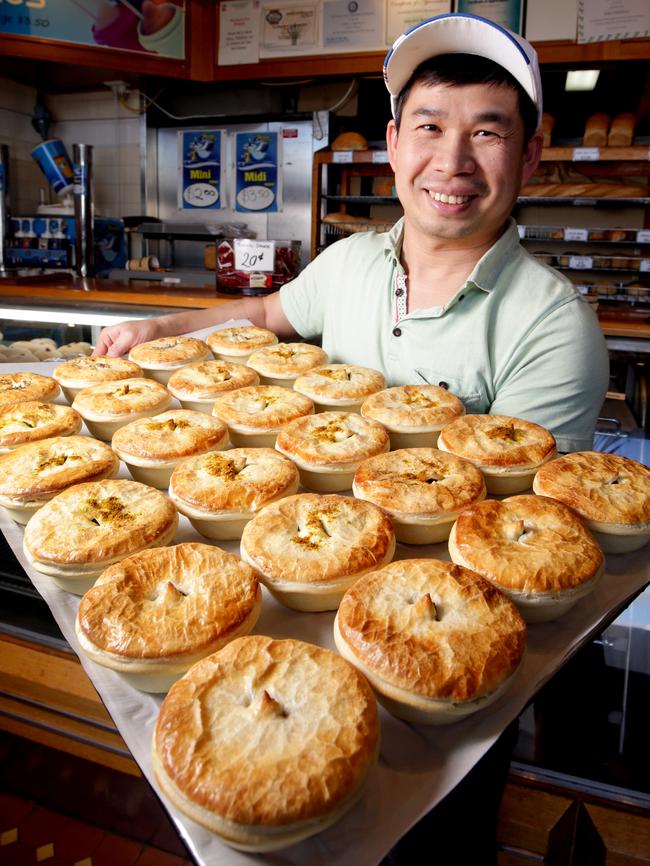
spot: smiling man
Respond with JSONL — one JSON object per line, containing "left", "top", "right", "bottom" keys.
{"left": 96, "top": 13, "right": 607, "bottom": 453}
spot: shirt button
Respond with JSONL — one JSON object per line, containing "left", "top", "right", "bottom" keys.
{"left": 438, "top": 381, "right": 449, "bottom": 389}
{"left": 458, "top": 294, "right": 465, "bottom": 301}
{"left": 395, "top": 287, "right": 404, "bottom": 297}
{"left": 393, "top": 327, "right": 402, "bottom": 337}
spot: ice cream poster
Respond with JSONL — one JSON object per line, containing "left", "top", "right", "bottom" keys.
{"left": 179, "top": 130, "right": 223, "bottom": 210}
{"left": 0, "top": 0, "right": 186, "bottom": 59}
{"left": 234, "top": 132, "right": 281, "bottom": 213}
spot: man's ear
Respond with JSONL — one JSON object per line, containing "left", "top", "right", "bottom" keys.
{"left": 522, "top": 130, "right": 543, "bottom": 185}
{"left": 386, "top": 118, "right": 398, "bottom": 173}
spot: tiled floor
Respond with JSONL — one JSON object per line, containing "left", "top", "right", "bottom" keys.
{"left": 0, "top": 792, "right": 194, "bottom": 866}
{"left": 0, "top": 733, "right": 194, "bottom": 866}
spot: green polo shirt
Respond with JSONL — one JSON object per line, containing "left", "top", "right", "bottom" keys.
{"left": 280, "top": 219, "right": 609, "bottom": 453}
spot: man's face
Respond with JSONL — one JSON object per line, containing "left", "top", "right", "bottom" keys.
{"left": 386, "top": 80, "right": 541, "bottom": 248}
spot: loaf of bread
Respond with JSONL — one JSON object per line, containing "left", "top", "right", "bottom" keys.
{"left": 331, "top": 131, "right": 368, "bottom": 151}
{"left": 583, "top": 113, "right": 610, "bottom": 147}
{"left": 607, "top": 113, "right": 637, "bottom": 147}
{"left": 540, "top": 113, "right": 555, "bottom": 147}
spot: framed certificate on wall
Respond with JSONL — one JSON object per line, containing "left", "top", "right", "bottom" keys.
{"left": 454, "top": 0, "right": 523, "bottom": 34}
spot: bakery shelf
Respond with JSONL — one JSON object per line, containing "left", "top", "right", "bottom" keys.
{"left": 324, "top": 195, "right": 400, "bottom": 205}
{"left": 517, "top": 196, "right": 650, "bottom": 206}
{"left": 540, "top": 146, "right": 650, "bottom": 162}
{"left": 519, "top": 226, "right": 650, "bottom": 243}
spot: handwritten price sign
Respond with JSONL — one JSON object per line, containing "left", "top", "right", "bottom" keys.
{"left": 234, "top": 239, "right": 276, "bottom": 272}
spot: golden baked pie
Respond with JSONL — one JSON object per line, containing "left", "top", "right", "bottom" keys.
{"left": 72, "top": 377, "right": 172, "bottom": 441}
{"left": 533, "top": 451, "right": 650, "bottom": 553}
{"left": 0, "top": 401, "right": 82, "bottom": 453}
{"left": 334, "top": 558, "right": 526, "bottom": 724}
{"left": 438, "top": 414, "right": 557, "bottom": 494}
{"left": 240, "top": 492, "right": 395, "bottom": 610}
{"left": 212, "top": 385, "right": 314, "bottom": 448}
{"left": 246, "top": 342, "right": 328, "bottom": 387}
{"left": 23, "top": 478, "right": 178, "bottom": 594}
{"left": 111, "top": 409, "right": 229, "bottom": 489}
{"left": 169, "top": 448, "right": 299, "bottom": 540}
{"left": 75, "top": 542, "right": 262, "bottom": 692}
{"left": 353, "top": 448, "right": 486, "bottom": 544}
{"left": 0, "top": 435, "right": 119, "bottom": 524}
{"left": 293, "top": 364, "right": 386, "bottom": 412}
{"left": 167, "top": 360, "right": 259, "bottom": 412}
{"left": 53, "top": 355, "right": 142, "bottom": 402}
{"left": 0, "top": 372, "right": 60, "bottom": 412}
{"left": 129, "top": 336, "right": 212, "bottom": 384}
{"left": 361, "top": 384, "right": 465, "bottom": 448}
{"left": 275, "top": 411, "right": 390, "bottom": 492}
{"left": 206, "top": 325, "right": 278, "bottom": 362}
{"left": 449, "top": 495, "right": 605, "bottom": 621}
{"left": 152, "top": 635, "right": 379, "bottom": 851}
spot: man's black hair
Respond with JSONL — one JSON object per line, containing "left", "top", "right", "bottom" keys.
{"left": 394, "top": 53, "right": 539, "bottom": 144}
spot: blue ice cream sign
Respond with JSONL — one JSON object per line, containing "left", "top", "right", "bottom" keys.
{"left": 235, "top": 132, "right": 280, "bottom": 213}
{"left": 179, "top": 130, "right": 222, "bottom": 210}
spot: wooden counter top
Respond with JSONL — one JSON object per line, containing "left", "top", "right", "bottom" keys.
{"left": 0, "top": 274, "right": 239, "bottom": 310}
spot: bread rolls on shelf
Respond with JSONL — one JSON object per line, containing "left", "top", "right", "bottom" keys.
{"left": 583, "top": 113, "right": 610, "bottom": 147}
{"left": 607, "top": 113, "right": 637, "bottom": 147}
{"left": 331, "top": 131, "right": 368, "bottom": 151}
{"left": 540, "top": 112, "right": 555, "bottom": 147}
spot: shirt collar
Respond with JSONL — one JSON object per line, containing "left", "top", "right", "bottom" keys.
{"left": 383, "top": 217, "right": 520, "bottom": 293}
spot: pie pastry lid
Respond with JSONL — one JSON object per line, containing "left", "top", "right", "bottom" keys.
{"left": 532, "top": 450, "right": 650, "bottom": 530}
{"left": 448, "top": 494, "right": 605, "bottom": 621}
{"left": 110, "top": 410, "right": 229, "bottom": 462}
{"left": 0, "top": 401, "right": 82, "bottom": 450}
{"left": 152, "top": 635, "right": 379, "bottom": 849}
{"left": 167, "top": 360, "right": 259, "bottom": 401}
{"left": 206, "top": 326, "right": 278, "bottom": 358}
{"left": 293, "top": 364, "right": 386, "bottom": 405}
{"left": 360, "top": 385, "right": 465, "bottom": 433}
{"left": 53, "top": 356, "right": 142, "bottom": 388}
{"left": 275, "top": 411, "right": 390, "bottom": 471}
{"left": 437, "top": 414, "right": 557, "bottom": 471}
{"left": 76, "top": 542, "right": 262, "bottom": 665}
{"left": 0, "top": 372, "right": 60, "bottom": 411}
{"left": 128, "top": 336, "right": 212, "bottom": 369}
{"left": 246, "top": 342, "right": 328, "bottom": 379}
{"left": 23, "top": 477, "right": 178, "bottom": 568}
{"left": 212, "top": 385, "right": 314, "bottom": 433}
{"left": 336, "top": 558, "right": 526, "bottom": 705}
{"left": 72, "top": 378, "right": 172, "bottom": 421}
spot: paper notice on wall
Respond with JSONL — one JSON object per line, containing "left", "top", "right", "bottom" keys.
{"left": 386, "top": 0, "right": 451, "bottom": 45}
{"left": 218, "top": 0, "right": 260, "bottom": 65}
{"left": 577, "top": 0, "right": 650, "bottom": 43}
{"left": 234, "top": 131, "right": 281, "bottom": 213}
{"left": 323, "top": 0, "right": 383, "bottom": 50}
{"left": 260, "top": 2, "right": 319, "bottom": 53}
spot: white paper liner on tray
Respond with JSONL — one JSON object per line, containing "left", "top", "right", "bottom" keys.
{"left": 1, "top": 339, "right": 649, "bottom": 866}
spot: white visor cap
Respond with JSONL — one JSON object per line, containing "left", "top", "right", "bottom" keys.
{"left": 383, "top": 13, "right": 543, "bottom": 127}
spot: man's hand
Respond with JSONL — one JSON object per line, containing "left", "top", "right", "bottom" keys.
{"left": 93, "top": 319, "right": 161, "bottom": 357}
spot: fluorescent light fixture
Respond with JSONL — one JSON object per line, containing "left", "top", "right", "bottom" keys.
{"left": 0, "top": 307, "right": 146, "bottom": 326}
{"left": 565, "top": 70, "right": 600, "bottom": 91}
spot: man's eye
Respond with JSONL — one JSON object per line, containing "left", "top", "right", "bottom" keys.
{"left": 420, "top": 124, "right": 441, "bottom": 132}
{"left": 476, "top": 129, "right": 499, "bottom": 138}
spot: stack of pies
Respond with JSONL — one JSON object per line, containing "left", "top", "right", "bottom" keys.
{"left": 293, "top": 364, "right": 386, "bottom": 413}
{"left": 449, "top": 495, "right": 605, "bottom": 621}
{"left": 72, "top": 378, "right": 172, "bottom": 441}
{"left": 23, "top": 478, "right": 178, "bottom": 593}
{"left": 353, "top": 448, "right": 486, "bottom": 544}
{"left": 111, "top": 409, "right": 229, "bottom": 489}
{"left": 0, "top": 435, "right": 119, "bottom": 524}
{"left": 334, "top": 559, "right": 527, "bottom": 724}
{"left": 167, "top": 360, "right": 259, "bottom": 413}
{"left": 152, "top": 635, "right": 379, "bottom": 851}
{"left": 240, "top": 493, "right": 395, "bottom": 610}
{"left": 361, "top": 385, "right": 465, "bottom": 448}
{"left": 206, "top": 325, "right": 278, "bottom": 363}
{"left": 169, "top": 448, "right": 299, "bottom": 540}
{"left": 0, "top": 402, "right": 82, "bottom": 453}
{"left": 246, "top": 342, "right": 328, "bottom": 387}
{"left": 212, "top": 385, "right": 313, "bottom": 447}
{"left": 53, "top": 356, "right": 142, "bottom": 402}
{"left": 275, "top": 411, "right": 390, "bottom": 492}
{"left": 129, "top": 336, "right": 212, "bottom": 384}
{"left": 438, "top": 414, "right": 557, "bottom": 494}
{"left": 0, "top": 372, "right": 60, "bottom": 412}
{"left": 75, "top": 542, "right": 262, "bottom": 692}
{"left": 533, "top": 451, "right": 650, "bottom": 553}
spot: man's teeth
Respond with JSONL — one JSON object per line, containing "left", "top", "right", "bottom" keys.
{"left": 430, "top": 192, "right": 472, "bottom": 204}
